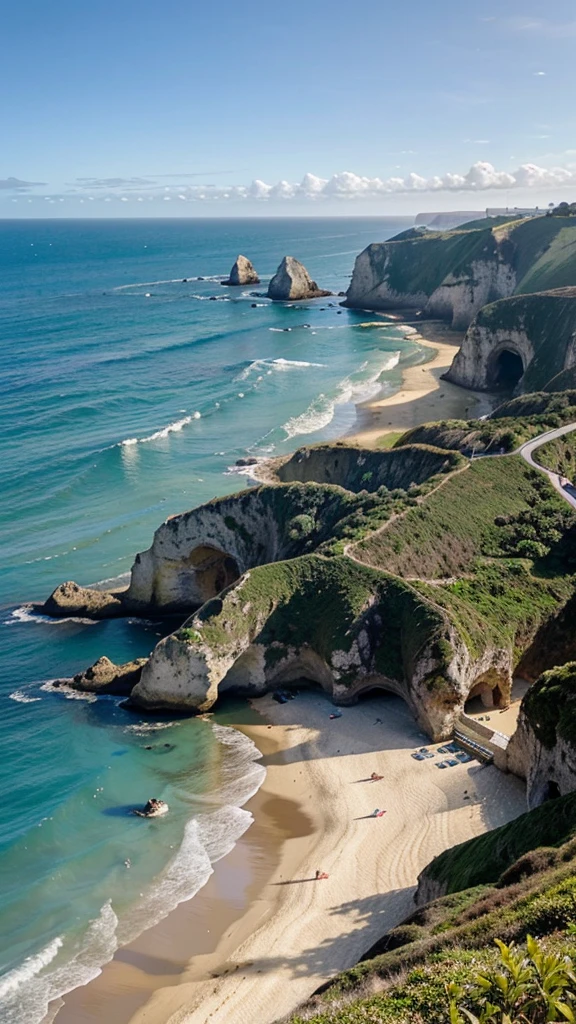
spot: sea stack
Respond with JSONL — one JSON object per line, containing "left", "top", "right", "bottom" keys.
{"left": 267, "top": 256, "right": 331, "bottom": 301}
{"left": 221, "top": 255, "right": 260, "bottom": 286}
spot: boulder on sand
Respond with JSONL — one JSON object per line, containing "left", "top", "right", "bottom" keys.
{"left": 70, "top": 655, "right": 147, "bottom": 696}
{"left": 221, "top": 255, "right": 260, "bottom": 286}
{"left": 267, "top": 256, "right": 332, "bottom": 301}
{"left": 41, "top": 580, "right": 124, "bottom": 619}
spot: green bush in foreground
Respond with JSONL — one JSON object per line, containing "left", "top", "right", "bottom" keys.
{"left": 448, "top": 935, "right": 576, "bottom": 1023}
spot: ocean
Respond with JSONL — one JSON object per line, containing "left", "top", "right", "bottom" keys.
{"left": 0, "top": 216, "right": 419, "bottom": 1020}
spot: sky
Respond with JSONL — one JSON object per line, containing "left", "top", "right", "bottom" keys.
{"left": 1, "top": 0, "right": 576, "bottom": 217}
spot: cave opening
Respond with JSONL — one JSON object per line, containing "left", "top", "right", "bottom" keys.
{"left": 544, "top": 781, "right": 561, "bottom": 801}
{"left": 490, "top": 349, "right": 524, "bottom": 391}
{"left": 185, "top": 545, "right": 240, "bottom": 604}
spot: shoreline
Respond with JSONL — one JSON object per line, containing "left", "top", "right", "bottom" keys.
{"left": 348, "top": 314, "right": 493, "bottom": 446}
{"left": 55, "top": 691, "right": 527, "bottom": 1024}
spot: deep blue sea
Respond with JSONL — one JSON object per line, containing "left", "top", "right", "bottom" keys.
{"left": 0, "top": 216, "right": 417, "bottom": 1021}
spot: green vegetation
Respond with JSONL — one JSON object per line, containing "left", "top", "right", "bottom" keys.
{"left": 448, "top": 935, "right": 576, "bottom": 1024}
{"left": 193, "top": 554, "right": 452, "bottom": 688}
{"left": 354, "top": 458, "right": 574, "bottom": 578}
{"left": 394, "top": 392, "right": 576, "bottom": 457}
{"left": 276, "top": 442, "right": 463, "bottom": 494}
{"left": 523, "top": 663, "right": 576, "bottom": 749}
{"left": 548, "top": 201, "right": 576, "bottom": 217}
{"left": 534, "top": 432, "right": 576, "bottom": 479}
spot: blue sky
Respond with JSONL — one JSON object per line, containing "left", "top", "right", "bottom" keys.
{"left": 1, "top": 0, "right": 575, "bottom": 216}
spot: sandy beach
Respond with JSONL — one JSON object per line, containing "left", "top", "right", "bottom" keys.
{"left": 348, "top": 315, "right": 492, "bottom": 446}
{"left": 56, "top": 692, "right": 526, "bottom": 1024}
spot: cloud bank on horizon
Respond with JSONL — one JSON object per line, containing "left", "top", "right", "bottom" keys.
{"left": 4, "top": 161, "right": 576, "bottom": 208}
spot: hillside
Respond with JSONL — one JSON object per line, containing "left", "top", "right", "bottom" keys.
{"left": 344, "top": 215, "right": 576, "bottom": 329}
{"left": 395, "top": 389, "right": 576, "bottom": 455}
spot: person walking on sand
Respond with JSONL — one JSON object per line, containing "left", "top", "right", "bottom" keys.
{"left": 315, "top": 870, "right": 329, "bottom": 880}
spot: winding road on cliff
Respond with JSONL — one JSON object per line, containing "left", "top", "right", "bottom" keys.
{"left": 517, "top": 422, "right": 576, "bottom": 511}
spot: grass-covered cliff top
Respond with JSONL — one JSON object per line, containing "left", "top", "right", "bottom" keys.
{"left": 275, "top": 442, "right": 463, "bottom": 494}
{"left": 286, "top": 796, "right": 576, "bottom": 1024}
{"left": 393, "top": 389, "right": 576, "bottom": 456}
{"left": 353, "top": 456, "right": 576, "bottom": 578}
{"left": 189, "top": 554, "right": 452, "bottom": 688}
{"left": 349, "top": 215, "right": 576, "bottom": 300}
{"left": 533, "top": 430, "right": 576, "bottom": 479}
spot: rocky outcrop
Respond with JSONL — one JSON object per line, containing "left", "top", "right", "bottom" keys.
{"left": 445, "top": 289, "right": 576, "bottom": 393}
{"left": 131, "top": 553, "right": 520, "bottom": 740}
{"left": 344, "top": 217, "right": 576, "bottom": 330}
{"left": 267, "top": 256, "right": 331, "bottom": 301}
{"left": 221, "top": 255, "right": 260, "bottom": 286}
{"left": 344, "top": 231, "right": 515, "bottom": 329}
{"left": 41, "top": 581, "right": 124, "bottom": 619}
{"left": 273, "top": 443, "right": 463, "bottom": 493}
{"left": 68, "top": 655, "right": 147, "bottom": 695}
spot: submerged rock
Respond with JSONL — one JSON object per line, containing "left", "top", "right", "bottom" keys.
{"left": 222, "top": 255, "right": 260, "bottom": 286}
{"left": 71, "top": 655, "right": 147, "bottom": 695}
{"left": 42, "top": 581, "right": 124, "bottom": 619}
{"left": 267, "top": 256, "right": 331, "bottom": 301}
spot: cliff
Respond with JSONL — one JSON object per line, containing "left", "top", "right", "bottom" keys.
{"left": 507, "top": 662, "right": 576, "bottom": 807}
{"left": 344, "top": 215, "right": 576, "bottom": 330}
{"left": 444, "top": 287, "right": 576, "bottom": 393}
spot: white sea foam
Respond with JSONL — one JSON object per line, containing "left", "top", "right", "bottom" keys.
{"left": 281, "top": 351, "right": 401, "bottom": 440}
{"left": 117, "top": 412, "right": 204, "bottom": 448}
{"left": 0, "top": 937, "right": 63, "bottom": 1001}
{"left": 40, "top": 681, "right": 97, "bottom": 702}
{"left": 113, "top": 275, "right": 227, "bottom": 292}
{"left": 235, "top": 357, "right": 326, "bottom": 381}
{"left": 9, "top": 690, "right": 42, "bottom": 704}
{"left": 4, "top": 607, "right": 97, "bottom": 628}
{"left": 0, "top": 903, "right": 118, "bottom": 1024}
{"left": 0, "top": 712, "right": 264, "bottom": 1024}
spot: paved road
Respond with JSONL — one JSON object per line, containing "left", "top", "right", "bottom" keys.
{"left": 518, "top": 422, "right": 576, "bottom": 510}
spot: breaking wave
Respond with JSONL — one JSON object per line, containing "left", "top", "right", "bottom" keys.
{"left": 0, "top": 726, "right": 264, "bottom": 1024}
{"left": 118, "top": 411, "right": 201, "bottom": 448}
{"left": 282, "top": 351, "right": 400, "bottom": 440}
{"left": 235, "top": 357, "right": 326, "bottom": 381}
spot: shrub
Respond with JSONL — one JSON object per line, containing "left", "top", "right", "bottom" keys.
{"left": 448, "top": 935, "right": 576, "bottom": 1023}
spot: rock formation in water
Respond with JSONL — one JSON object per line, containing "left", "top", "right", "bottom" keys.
{"left": 221, "top": 255, "right": 260, "bottom": 286}
{"left": 344, "top": 215, "right": 576, "bottom": 329}
{"left": 444, "top": 288, "right": 576, "bottom": 393}
{"left": 41, "top": 581, "right": 125, "bottom": 619}
{"left": 68, "top": 655, "right": 147, "bottom": 695}
{"left": 267, "top": 256, "right": 331, "bottom": 301}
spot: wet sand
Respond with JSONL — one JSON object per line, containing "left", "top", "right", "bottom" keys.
{"left": 348, "top": 315, "right": 492, "bottom": 446}
{"left": 56, "top": 692, "right": 526, "bottom": 1024}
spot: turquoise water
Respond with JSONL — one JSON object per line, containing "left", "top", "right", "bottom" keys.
{"left": 0, "top": 217, "right": 416, "bottom": 1019}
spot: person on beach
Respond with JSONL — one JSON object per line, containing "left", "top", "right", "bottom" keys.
{"left": 315, "top": 870, "right": 329, "bottom": 880}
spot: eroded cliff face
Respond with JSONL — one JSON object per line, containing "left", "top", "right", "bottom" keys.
{"left": 344, "top": 232, "right": 516, "bottom": 329}
{"left": 507, "top": 711, "right": 576, "bottom": 809}
{"left": 445, "top": 289, "right": 576, "bottom": 393}
{"left": 445, "top": 324, "right": 535, "bottom": 391}
{"left": 424, "top": 260, "right": 516, "bottom": 331}
{"left": 131, "top": 556, "right": 516, "bottom": 741}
